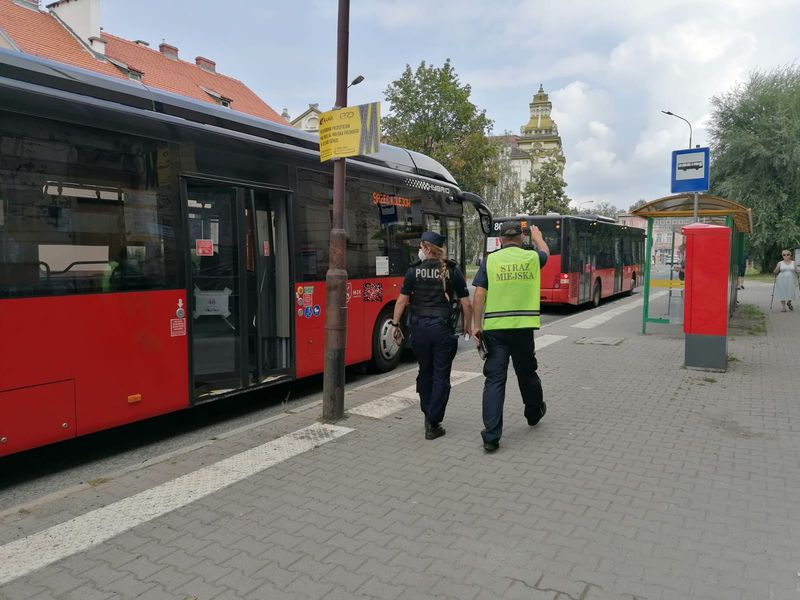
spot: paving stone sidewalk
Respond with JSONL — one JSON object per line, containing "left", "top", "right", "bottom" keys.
{"left": 1, "top": 282, "right": 799, "bottom": 600}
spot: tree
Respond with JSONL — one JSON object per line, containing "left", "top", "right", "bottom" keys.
{"left": 382, "top": 59, "right": 499, "bottom": 195}
{"left": 628, "top": 198, "right": 648, "bottom": 212}
{"left": 521, "top": 160, "right": 571, "bottom": 215}
{"left": 709, "top": 65, "right": 800, "bottom": 272}
{"left": 383, "top": 60, "right": 499, "bottom": 263}
{"left": 590, "top": 201, "right": 620, "bottom": 219}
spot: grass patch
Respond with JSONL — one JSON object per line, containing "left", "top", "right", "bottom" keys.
{"left": 729, "top": 303, "right": 767, "bottom": 335}
{"left": 743, "top": 273, "right": 775, "bottom": 284}
{"left": 465, "top": 265, "right": 479, "bottom": 279}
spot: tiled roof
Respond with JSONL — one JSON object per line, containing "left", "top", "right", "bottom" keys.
{"left": 0, "top": 0, "right": 286, "bottom": 124}
{"left": 101, "top": 34, "right": 286, "bottom": 124}
{"left": 0, "top": 0, "right": 121, "bottom": 78}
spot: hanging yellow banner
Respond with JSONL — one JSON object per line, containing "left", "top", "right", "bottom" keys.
{"left": 319, "top": 102, "right": 381, "bottom": 162}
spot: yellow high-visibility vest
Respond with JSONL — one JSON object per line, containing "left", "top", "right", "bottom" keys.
{"left": 483, "top": 246, "right": 541, "bottom": 330}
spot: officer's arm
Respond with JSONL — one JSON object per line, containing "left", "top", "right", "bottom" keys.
{"left": 459, "top": 297, "right": 473, "bottom": 338}
{"left": 472, "top": 286, "right": 487, "bottom": 342}
{"left": 392, "top": 294, "right": 410, "bottom": 328}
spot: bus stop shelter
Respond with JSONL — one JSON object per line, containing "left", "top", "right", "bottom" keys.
{"left": 632, "top": 194, "right": 753, "bottom": 334}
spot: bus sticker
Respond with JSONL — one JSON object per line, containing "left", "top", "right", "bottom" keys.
{"left": 363, "top": 283, "right": 383, "bottom": 302}
{"left": 170, "top": 318, "right": 186, "bottom": 337}
{"left": 195, "top": 239, "right": 213, "bottom": 256}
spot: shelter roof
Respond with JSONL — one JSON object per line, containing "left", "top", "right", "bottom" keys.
{"left": 631, "top": 193, "right": 752, "bottom": 233}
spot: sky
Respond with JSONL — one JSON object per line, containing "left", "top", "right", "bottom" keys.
{"left": 102, "top": 0, "right": 800, "bottom": 212}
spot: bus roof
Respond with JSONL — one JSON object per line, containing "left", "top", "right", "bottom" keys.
{"left": 0, "top": 49, "right": 458, "bottom": 186}
{"left": 496, "top": 213, "right": 618, "bottom": 224}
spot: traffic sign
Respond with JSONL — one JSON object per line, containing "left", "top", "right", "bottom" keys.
{"left": 671, "top": 147, "right": 710, "bottom": 193}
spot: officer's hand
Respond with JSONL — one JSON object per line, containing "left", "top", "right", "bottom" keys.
{"left": 473, "top": 329, "right": 482, "bottom": 347}
{"left": 530, "top": 225, "right": 545, "bottom": 245}
{"left": 391, "top": 324, "right": 404, "bottom": 343}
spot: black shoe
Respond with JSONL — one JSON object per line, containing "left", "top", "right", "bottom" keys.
{"left": 526, "top": 401, "right": 547, "bottom": 426}
{"left": 425, "top": 420, "right": 446, "bottom": 440}
{"left": 789, "top": 301, "right": 794, "bottom": 311}
{"left": 483, "top": 440, "right": 499, "bottom": 452}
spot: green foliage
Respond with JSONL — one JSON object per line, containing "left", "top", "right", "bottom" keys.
{"left": 382, "top": 59, "right": 499, "bottom": 195}
{"left": 590, "top": 201, "right": 620, "bottom": 218}
{"left": 628, "top": 198, "right": 648, "bottom": 212}
{"left": 521, "top": 160, "right": 571, "bottom": 214}
{"left": 709, "top": 65, "right": 800, "bottom": 272}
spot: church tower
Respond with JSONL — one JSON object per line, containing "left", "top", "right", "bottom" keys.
{"left": 517, "top": 84, "right": 565, "bottom": 177}
{"left": 487, "top": 85, "right": 567, "bottom": 215}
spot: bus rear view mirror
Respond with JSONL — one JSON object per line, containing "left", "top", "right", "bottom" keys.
{"left": 457, "top": 192, "right": 493, "bottom": 236}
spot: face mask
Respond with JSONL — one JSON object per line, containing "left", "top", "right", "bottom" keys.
{"left": 418, "top": 249, "right": 427, "bottom": 262}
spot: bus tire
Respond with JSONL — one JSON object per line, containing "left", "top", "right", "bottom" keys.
{"left": 591, "top": 280, "right": 601, "bottom": 308}
{"left": 369, "top": 307, "right": 403, "bottom": 373}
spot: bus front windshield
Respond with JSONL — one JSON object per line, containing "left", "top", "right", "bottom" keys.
{"left": 521, "top": 220, "right": 561, "bottom": 255}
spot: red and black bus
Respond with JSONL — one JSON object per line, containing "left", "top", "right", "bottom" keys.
{"left": 0, "top": 50, "right": 491, "bottom": 456}
{"left": 488, "top": 214, "right": 645, "bottom": 307}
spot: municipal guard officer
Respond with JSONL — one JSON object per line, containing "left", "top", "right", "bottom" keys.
{"left": 390, "top": 231, "right": 473, "bottom": 440}
{"left": 472, "top": 224, "right": 549, "bottom": 452}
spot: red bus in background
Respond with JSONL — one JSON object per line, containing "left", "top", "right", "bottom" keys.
{"left": 488, "top": 214, "right": 646, "bottom": 307}
{"left": 0, "top": 50, "right": 492, "bottom": 457}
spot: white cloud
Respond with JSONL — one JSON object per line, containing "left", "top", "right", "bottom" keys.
{"left": 102, "top": 0, "right": 800, "bottom": 210}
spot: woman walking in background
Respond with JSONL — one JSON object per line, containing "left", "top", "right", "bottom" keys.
{"left": 773, "top": 250, "right": 800, "bottom": 312}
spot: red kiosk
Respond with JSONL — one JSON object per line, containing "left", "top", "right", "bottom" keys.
{"left": 682, "top": 223, "right": 730, "bottom": 371}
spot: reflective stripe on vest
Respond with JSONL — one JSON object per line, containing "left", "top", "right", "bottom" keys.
{"left": 483, "top": 246, "right": 541, "bottom": 330}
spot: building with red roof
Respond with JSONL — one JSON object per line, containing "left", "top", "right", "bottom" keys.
{"left": 0, "top": 0, "right": 286, "bottom": 124}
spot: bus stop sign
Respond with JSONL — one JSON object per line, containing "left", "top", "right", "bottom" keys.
{"left": 671, "top": 147, "right": 710, "bottom": 193}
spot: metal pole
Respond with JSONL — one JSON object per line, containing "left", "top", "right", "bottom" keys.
{"left": 322, "top": 0, "right": 350, "bottom": 422}
{"left": 642, "top": 217, "right": 654, "bottom": 334}
{"left": 693, "top": 192, "right": 699, "bottom": 222}
{"left": 661, "top": 110, "right": 692, "bottom": 150}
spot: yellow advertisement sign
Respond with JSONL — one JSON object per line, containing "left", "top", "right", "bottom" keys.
{"left": 319, "top": 102, "right": 381, "bottom": 162}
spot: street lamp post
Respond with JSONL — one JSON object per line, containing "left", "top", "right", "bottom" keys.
{"left": 660, "top": 110, "right": 692, "bottom": 149}
{"left": 322, "top": 0, "right": 351, "bottom": 422}
{"left": 578, "top": 200, "right": 594, "bottom": 212}
{"left": 661, "top": 110, "right": 698, "bottom": 221}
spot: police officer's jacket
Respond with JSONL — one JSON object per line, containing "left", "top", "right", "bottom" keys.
{"left": 401, "top": 259, "right": 464, "bottom": 320}
{"left": 482, "top": 245, "right": 542, "bottom": 330}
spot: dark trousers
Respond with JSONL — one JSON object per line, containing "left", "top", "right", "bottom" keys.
{"left": 411, "top": 316, "right": 458, "bottom": 425}
{"left": 481, "top": 328, "right": 544, "bottom": 444}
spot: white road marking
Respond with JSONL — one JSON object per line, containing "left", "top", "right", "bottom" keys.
{"left": 0, "top": 423, "right": 353, "bottom": 585}
{"left": 348, "top": 395, "right": 418, "bottom": 419}
{"left": 571, "top": 292, "right": 666, "bottom": 329}
{"left": 535, "top": 334, "right": 567, "bottom": 349}
{"left": 347, "top": 370, "right": 481, "bottom": 418}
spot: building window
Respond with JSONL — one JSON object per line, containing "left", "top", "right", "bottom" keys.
{"left": 128, "top": 72, "right": 142, "bottom": 81}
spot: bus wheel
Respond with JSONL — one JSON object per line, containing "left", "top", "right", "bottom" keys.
{"left": 592, "top": 280, "right": 601, "bottom": 308}
{"left": 370, "top": 308, "right": 403, "bottom": 372}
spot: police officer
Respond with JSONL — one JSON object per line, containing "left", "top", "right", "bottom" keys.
{"left": 472, "top": 224, "right": 549, "bottom": 452}
{"left": 390, "top": 231, "right": 473, "bottom": 440}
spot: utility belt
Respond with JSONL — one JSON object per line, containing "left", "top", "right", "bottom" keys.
{"left": 413, "top": 302, "right": 461, "bottom": 330}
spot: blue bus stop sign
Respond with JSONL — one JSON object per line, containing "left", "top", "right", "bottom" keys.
{"left": 671, "top": 147, "right": 710, "bottom": 193}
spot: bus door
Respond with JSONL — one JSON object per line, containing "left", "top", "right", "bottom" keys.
{"left": 185, "top": 181, "right": 290, "bottom": 398}
{"left": 247, "top": 190, "right": 290, "bottom": 382}
{"left": 578, "top": 231, "right": 594, "bottom": 302}
{"left": 614, "top": 237, "right": 623, "bottom": 293}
